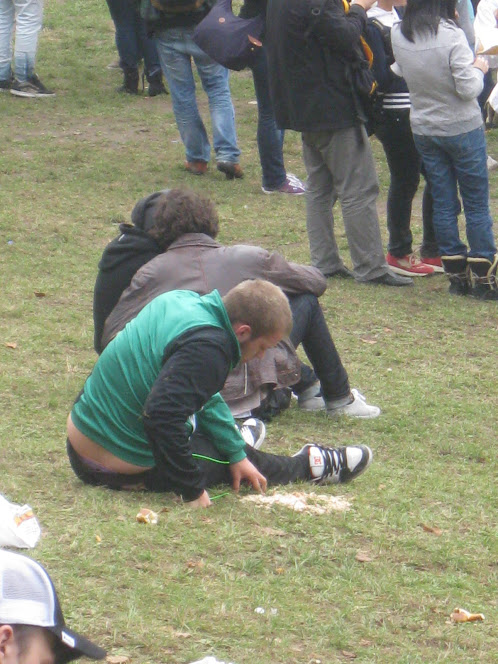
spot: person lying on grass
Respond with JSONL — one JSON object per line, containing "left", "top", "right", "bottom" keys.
{"left": 67, "top": 279, "right": 372, "bottom": 508}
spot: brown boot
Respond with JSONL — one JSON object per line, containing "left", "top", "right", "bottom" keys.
{"left": 468, "top": 254, "right": 498, "bottom": 300}
{"left": 441, "top": 255, "right": 469, "bottom": 296}
{"left": 185, "top": 160, "right": 208, "bottom": 176}
{"left": 216, "top": 161, "right": 244, "bottom": 180}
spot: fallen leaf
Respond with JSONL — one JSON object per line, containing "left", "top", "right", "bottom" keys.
{"left": 5, "top": 342, "right": 17, "bottom": 349}
{"left": 450, "top": 607, "right": 485, "bottom": 622}
{"left": 275, "top": 567, "right": 285, "bottom": 574}
{"left": 360, "top": 338, "right": 377, "bottom": 345}
{"left": 421, "top": 523, "right": 443, "bottom": 536}
{"left": 95, "top": 535, "right": 101, "bottom": 543}
{"left": 106, "top": 656, "right": 130, "bottom": 664}
{"left": 355, "top": 551, "right": 373, "bottom": 563}
{"left": 136, "top": 508, "right": 158, "bottom": 524}
{"left": 359, "top": 639, "right": 372, "bottom": 646}
{"left": 34, "top": 291, "right": 46, "bottom": 298}
{"left": 260, "top": 527, "right": 287, "bottom": 537}
{"left": 186, "top": 559, "right": 204, "bottom": 569}
{"left": 341, "top": 650, "right": 357, "bottom": 659}
{"left": 171, "top": 631, "right": 191, "bottom": 638}
{"left": 384, "top": 327, "right": 393, "bottom": 332}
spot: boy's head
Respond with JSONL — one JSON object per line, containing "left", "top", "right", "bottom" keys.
{"left": 0, "top": 550, "right": 106, "bottom": 664}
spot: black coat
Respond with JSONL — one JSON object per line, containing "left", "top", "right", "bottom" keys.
{"left": 265, "top": 0, "right": 368, "bottom": 132}
{"left": 92, "top": 191, "right": 167, "bottom": 353}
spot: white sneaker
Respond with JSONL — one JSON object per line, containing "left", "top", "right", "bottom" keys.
{"left": 238, "top": 418, "right": 266, "bottom": 450}
{"left": 326, "top": 389, "right": 381, "bottom": 419}
{"left": 297, "top": 381, "right": 325, "bottom": 411}
{"left": 295, "top": 444, "right": 373, "bottom": 484}
{"left": 487, "top": 156, "right": 498, "bottom": 172}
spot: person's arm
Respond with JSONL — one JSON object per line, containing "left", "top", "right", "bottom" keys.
{"left": 312, "top": 0, "right": 374, "bottom": 54}
{"left": 143, "top": 327, "right": 246, "bottom": 501}
{"left": 450, "top": 31, "right": 486, "bottom": 100}
{"left": 258, "top": 250, "right": 327, "bottom": 296}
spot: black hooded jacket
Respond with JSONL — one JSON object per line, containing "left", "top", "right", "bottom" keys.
{"left": 92, "top": 191, "right": 168, "bottom": 353}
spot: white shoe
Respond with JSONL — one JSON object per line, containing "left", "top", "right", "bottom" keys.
{"left": 295, "top": 444, "right": 373, "bottom": 484}
{"left": 238, "top": 418, "right": 266, "bottom": 450}
{"left": 326, "top": 389, "right": 381, "bottom": 419}
{"left": 487, "top": 156, "right": 498, "bottom": 172}
{"left": 297, "top": 381, "right": 325, "bottom": 411}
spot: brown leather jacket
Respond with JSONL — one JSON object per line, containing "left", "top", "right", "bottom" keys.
{"left": 102, "top": 234, "right": 327, "bottom": 408}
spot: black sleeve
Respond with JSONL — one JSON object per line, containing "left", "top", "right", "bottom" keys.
{"left": 142, "top": 326, "right": 235, "bottom": 501}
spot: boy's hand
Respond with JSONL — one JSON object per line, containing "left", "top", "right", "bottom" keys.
{"left": 230, "top": 458, "right": 267, "bottom": 493}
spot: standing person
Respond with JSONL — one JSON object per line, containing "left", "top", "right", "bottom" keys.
{"left": 391, "top": 0, "right": 498, "bottom": 299}
{"left": 239, "top": 0, "right": 305, "bottom": 195}
{"left": 265, "top": 0, "right": 412, "bottom": 286}
{"left": 67, "top": 280, "right": 373, "bottom": 508}
{"left": 0, "top": 0, "right": 54, "bottom": 97}
{"left": 0, "top": 550, "right": 106, "bottom": 664}
{"left": 142, "top": 0, "right": 243, "bottom": 179}
{"left": 366, "top": 0, "right": 441, "bottom": 276}
{"left": 105, "top": 0, "right": 167, "bottom": 96}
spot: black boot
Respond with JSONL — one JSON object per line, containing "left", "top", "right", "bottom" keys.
{"left": 441, "top": 255, "right": 469, "bottom": 296}
{"left": 468, "top": 254, "right": 498, "bottom": 300}
{"left": 118, "top": 67, "right": 139, "bottom": 94}
{"left": 147, "top": 70, "right": 168, "bottom": 97}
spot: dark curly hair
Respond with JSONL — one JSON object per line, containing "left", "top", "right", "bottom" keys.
{"left": 147, "top": 188, "right": 219, "bottom": 251}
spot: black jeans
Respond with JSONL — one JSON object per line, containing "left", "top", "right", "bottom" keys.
{"left": 374, "top": 110, "right": 439, "bottom": 258}
{"left": 288, "top": 293, "right": 350, "bottom": 401}
{"left": 67, "top": 438, "right": 309, "bottom": 496}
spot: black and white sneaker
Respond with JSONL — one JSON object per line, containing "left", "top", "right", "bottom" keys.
{"left": 237, "top": 418, "right": 266, "bottom": 450}
{"left": 10, "top": 74, "right": 55, "bottom": 98}
{"left": 295, "top": 444, "right": 373, "bottom": 484}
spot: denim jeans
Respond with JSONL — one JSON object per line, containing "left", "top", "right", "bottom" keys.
{"left": 374, "top": 110, "right": 439, "bottom": 258}
{"left": 105, "top": 0, "right": 160, "bottom": 78}
{"left": 413, "top": 127, "right": 497, "bottom": 260}
{"left": 288, "top": 294, "right": 350, "bottom": 401}
{"left": 0, "top": 0, "right": 43, "bottom": 82}
{"left": 250, "top": 47, "right": 286, "bottom": 190}
{"left": 156, "top": 26, "right": 240, "bottom": 164}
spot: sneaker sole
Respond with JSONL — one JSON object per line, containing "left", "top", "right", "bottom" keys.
{"left": 10, "top": 89, "right": 55, "bottom": 98}
{"left": 421, "top": 263, "right": 445, "bottom": 274}
{"left": 327, "top": 407, "right": 381, "bottom": 419}
{"left": 261, "top": 187, "right": 305, "bottom": 195}
{"left": 387, "top": 264, "right": 433, "bottom": 277}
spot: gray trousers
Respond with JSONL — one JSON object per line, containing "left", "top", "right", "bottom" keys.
{"left": 302, "top": 125, "right": 388, "bottom": 282}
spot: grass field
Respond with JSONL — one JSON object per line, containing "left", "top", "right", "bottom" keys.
{"left": 0, "top": 2, "right": 497, "bottom": 663}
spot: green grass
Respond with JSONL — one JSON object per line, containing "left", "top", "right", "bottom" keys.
{"left": 0, "top": 2, "right": 497, "bottom": 663}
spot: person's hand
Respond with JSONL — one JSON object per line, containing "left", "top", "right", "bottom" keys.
{"left": 351, "top": 0, "right": 378, "bottom": 11}
{"left": 185, "top": 489, "right": 212, "bottom": 508}
{"left": 230, "top": 458, "right": 267, "bottom": 494}
{"left": 473, "top": 56, "right": 489, "bottom": 74}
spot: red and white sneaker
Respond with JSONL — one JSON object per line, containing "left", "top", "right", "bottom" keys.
{"left": 386, "top": 252, "right": 434, "bottom": 277}
{"left": 421, "top": 257, "right": 444, "bottom": 273}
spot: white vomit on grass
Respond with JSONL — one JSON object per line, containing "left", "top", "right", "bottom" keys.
{"left": 241, "top": 491, "right": 351, "bottom": 514}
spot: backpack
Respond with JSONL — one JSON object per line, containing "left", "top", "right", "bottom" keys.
{"left": 192, "top": 0, "right": 264, "bottom": 71}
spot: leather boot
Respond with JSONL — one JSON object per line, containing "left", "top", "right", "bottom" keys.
{"left": 441, "top": 255, "right": 469, "bottom": 296}
{"left": 468, "top": 254, "right": 498, "bottom": 300}
{"left": 118, "top": 67, "right": 139, "bottom": 94}
{"left": 147, "top": 70, "right": 168, "bottom": 97}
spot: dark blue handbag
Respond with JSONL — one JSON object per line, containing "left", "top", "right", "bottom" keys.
{"left": 193, "top": 0, "right": 264, "bottom": 71}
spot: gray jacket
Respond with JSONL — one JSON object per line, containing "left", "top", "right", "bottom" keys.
{"left": 102, "top": 234, "right": 327, "bottom": 409}
{"left": 391, "top": 20, "right": 483, "bottom": 136}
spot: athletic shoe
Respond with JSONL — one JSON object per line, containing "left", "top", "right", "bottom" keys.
{"left": 185, "top": 160, "right": 208, "bottom": 175}
{"left": 326, "top": 389, "right": 381, "bottom": 419}
{"left": 386, "top": 252, "right": 434, "bottom": 277}
{"left": 421, "top": 256, "right": 444, "bottom": 273}
{"left": 366, "top": 270, "right": 413, "bottom": 287}
{"left": 10, "top": 74, "right": 55, "bottom": 98}
{"left": 487, "top": 155, "right": 498, "bottom": 172}
{"left": 238, "top": 418, "right": 266, "bottom": 450}
{"left": 295, "top": 443, "right": 373, "bottom": 484}
{"left": 0, "top": 77, "right": 12, "bottom": 92}
{"left": 217, "top": 161, "right": 244, "bottom": 179}
{"left": 297, "top": 381, "right": 325, "bottom": 411}
{"left": 262, "top": 174, "right": 306, "bottom": 195}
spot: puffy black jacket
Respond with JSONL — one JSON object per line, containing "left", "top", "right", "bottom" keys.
{"left": 265, "top": 0, "right": 368, "bottom": 132}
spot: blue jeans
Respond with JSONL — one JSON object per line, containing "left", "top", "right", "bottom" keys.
{"left": 156, "top": 26, "right": 240, "bottom": 164}
{"left": 250, "top": 48, "right": 286, "bottom": 190}
{"left": 105, "top": 0, "right": 160, "bottom": 78}
{"left": 414, "top": 127, "right": 496, "bottom": 260}
{"left": 0, "top": 0, "right": 43, "bottom": 82}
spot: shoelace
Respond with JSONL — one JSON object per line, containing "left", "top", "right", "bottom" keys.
{"left": 319, "top": 446, "right": 345, "bottom": 481}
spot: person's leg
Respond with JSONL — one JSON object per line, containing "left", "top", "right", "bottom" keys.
{"left": 413, "top": 133, "right": 469, "bottom": 258}
{"left": 0, "top": 0, "right": 15, "bottom": 83}
{"left": 12, "top": 0, "right": 43, "bottom": 82}
{"left": 251, "top": 48, "right": 286, "bottom": 190}
{"left": 324, "top": 125, "right": 388, "bottom": 281}
{"left": 374, "top": 112, "right": 420, "bottom": 257}
{"left": 131, "top": 2, "right": 161, "bottom": 81}
{"left": 190, "top": 33, "right": 241, "bottom": 165}
{"left": 302, "top": 131, "right": 346, "bottom": 276}
{"left": 105, "top": 0, "right": 139, "bottom": 70}
{"left": 288, "top": 294, "right": 350, "bottom": 401}
{"left": 419, "top": 174, "right": 441, "bottom": 261}
{"left": 156, "top": 27, "right": 211, "bottom": 164}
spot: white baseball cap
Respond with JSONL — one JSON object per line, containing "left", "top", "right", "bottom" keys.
{"left": 0, "top": 549, "right": 106, "bottom": 662}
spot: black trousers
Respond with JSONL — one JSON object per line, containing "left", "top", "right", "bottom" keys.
{"left": 374, "top": 110, "right": 439, "bottom": 258}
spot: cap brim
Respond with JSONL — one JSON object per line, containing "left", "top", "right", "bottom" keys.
{"left": 49, "top": 626, "right": 107, "bottom": 662}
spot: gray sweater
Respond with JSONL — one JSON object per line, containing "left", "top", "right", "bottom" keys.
{"left": 391, "top": 20, "right": 484, "bottom": 136}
